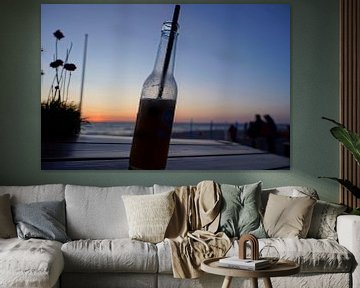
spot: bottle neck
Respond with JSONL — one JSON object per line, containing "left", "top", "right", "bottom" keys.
{"left": 152, "top": 22, "right": 178, "bottom": 76}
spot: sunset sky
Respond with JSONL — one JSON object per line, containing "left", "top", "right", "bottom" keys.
{"left": 41, "top": 4, "right": 290, "bottom": 124}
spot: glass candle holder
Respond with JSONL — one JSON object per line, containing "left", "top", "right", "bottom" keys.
{"left": 259, "top": 245, "right": 280, "bottom": 264}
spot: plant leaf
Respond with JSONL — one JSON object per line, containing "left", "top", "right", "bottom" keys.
{"left": 322, "top": 117, "right": 344, "bottom": 127}
{"left": 351, "top": 208, "right": 360, "bottom": 215}
{"left": 322, "top": 117, "right": 360, "bottom": 165}
{"left": 330, "top": 127, "right": 360, "bottom": 165}
{"left": 319, "top": 177, "right": 360, "bottom": 198}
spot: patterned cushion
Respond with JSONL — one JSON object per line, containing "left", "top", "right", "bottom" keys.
{"left": 307, "top": 200, "right": 347, "bottom": 240}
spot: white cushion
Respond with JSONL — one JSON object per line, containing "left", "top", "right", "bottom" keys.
{"left": 61, "top": 239, "right": 158, "bottom": 273}
{"left": 226, "top": 238, "right": 353, "bottom": 273}
{"left": 65, "top": 185, "right": 153, "bottom": 239}
{"left": 260, "top": 238, "right": 353, "bottom": 272}
{"left": 158, "top": 238, "right": 353, "bottom": 275}
{"left": 156, "top": 241, "right": 173, "bottom": 274}
{"left": 337, "top": 215, "right": 360, "bottom": 288}
{"left": 0, "top": 184, "right": 65, "bottom": 204}
{"left": 153, "top": 184, "right": 176, "bottom": 194}
{"left": 0, "top": 238, "right": 63, "bottom": 288}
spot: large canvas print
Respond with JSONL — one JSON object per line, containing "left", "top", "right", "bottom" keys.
{"left": 41, "top": 4, "right": 290, "bottom": 170}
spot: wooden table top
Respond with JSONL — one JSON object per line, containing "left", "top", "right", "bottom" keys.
{"left": 201, "top": 257, "right": 300, "bottom": 278}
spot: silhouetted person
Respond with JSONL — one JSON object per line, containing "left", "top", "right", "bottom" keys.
{"left": 263, "top": 114, "right": 277, "bottom": 153}
{"left": 228, "top": 124, "right": 237, "bottom": 142}
{"left": 247, "top": 114, "right": 265, "bottom": 147}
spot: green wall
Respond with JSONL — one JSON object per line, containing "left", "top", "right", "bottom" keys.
{"left": 0, "top": 0, "right": 340, "bottom": 202}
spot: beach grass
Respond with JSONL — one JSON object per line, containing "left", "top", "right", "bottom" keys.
{"left": 41, "top": 100, "right": 82, "bottom": 141}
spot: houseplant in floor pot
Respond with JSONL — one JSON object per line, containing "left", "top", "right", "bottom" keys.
{"left": 320, "top": 117, "right": 360, "bottom": 215}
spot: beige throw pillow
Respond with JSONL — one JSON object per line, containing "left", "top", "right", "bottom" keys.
{"left": 0, "top": 194, "right": 17, "bottom": 238}
{"left": 122, "top": 191, "right": 175, "bottom": 243}
{"left": 263, "top": 193, "right": 316, "bottom": 238}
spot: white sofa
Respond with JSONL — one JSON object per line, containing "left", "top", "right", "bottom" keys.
{"left": 0, "top": 183, "right": 359, "bottom": 288}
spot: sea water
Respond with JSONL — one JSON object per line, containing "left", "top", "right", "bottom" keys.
{"left": 80, "top": 121, "right": 241, "bottom": 138}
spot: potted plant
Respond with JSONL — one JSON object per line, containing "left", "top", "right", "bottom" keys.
{"left": 320, "top": 117, "right": 360, "bottom": 215}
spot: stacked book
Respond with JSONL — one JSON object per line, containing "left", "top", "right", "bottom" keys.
{"left": 218, "top": 257, "right": 271, "bottom": 270}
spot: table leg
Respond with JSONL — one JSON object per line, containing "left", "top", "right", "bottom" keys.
{"left": 263, "top": 277, "right": 273, "bottom": 288}
{"left": 251, "top": 278, "right": 258, "bottom": 288}
{"left": 221, "top": 276, "right": 233, "bottom": 288}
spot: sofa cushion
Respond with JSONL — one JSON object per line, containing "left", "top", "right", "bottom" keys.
{"left": 156, "top": 240, "right": 173, "bottom": 274}
{"left": 307, "top": 200, "right": 347, "bottom": 240}
{"left": 261, "top": 186, "right": 319, "bottom": 213}
{"left": 0, "top": 194, "right": 16, "bottom": 238}
{"left": 261, "top": 238, "right": 354, "bottom": 273}
{"left": 157, "top": 237, "right": 353, "bottom": 274}
{"left": 263, "top": 193, "right": 316, "bottom": 238}
{"left": 12, "top": 200, "right": 70, "bottom": 243}
{"left": 0, "top": 184, "right": 65, "bottom": 204}
{"left": 153, "top": 184, "right": 176, "bottom": 194}
{"left": 0, "top": 238, "right": 64, "bottom": 288}
{"left": 65, "top": 185, "right": 153, "bottom": 239}
{"left": 122, "top": 191, "right": 175, "bottom": 243}
{"left": 61, "top": 239, "right": 158, "bottom": 273}
{"left": 218, "top": 182, "right": 266, "bottom": 238}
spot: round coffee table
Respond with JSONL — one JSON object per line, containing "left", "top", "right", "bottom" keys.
{"left": 201, "top": 257, "right": 300, "bottom": 288}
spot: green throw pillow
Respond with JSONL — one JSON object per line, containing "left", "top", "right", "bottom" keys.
{"left": 218, "top": 182, "right": 266, "bottom": 238}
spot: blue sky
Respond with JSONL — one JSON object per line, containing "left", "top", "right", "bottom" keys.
{"left": 41, "top": 4, "right": 290, "bottom": 124}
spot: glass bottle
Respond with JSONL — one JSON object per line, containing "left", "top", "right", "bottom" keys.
{"left": 129, "top": 21, "right": 179, "bottom": 170}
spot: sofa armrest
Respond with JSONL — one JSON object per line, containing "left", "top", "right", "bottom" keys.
{"left": 337, "top": 215, "right": 360, "bottom": 288}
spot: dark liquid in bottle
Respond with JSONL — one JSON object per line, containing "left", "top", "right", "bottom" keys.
{"left": 129, "top": 98, "right": 176, "bottom": 170}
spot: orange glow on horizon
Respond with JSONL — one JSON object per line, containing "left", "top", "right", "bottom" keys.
{"left": 83, "top": 108, "right": 137, "bottom": 122}
{"left": 81, "top": 94, "right": 290, "bottom": 124}
{"left": 82, "top": 105, "right": 137, "bottom": 123}
{"left": 84, "top": 114, "right": 136, "bottom": 123}
{"left": 83, "top": 109, "right": 289, "bottom": 124}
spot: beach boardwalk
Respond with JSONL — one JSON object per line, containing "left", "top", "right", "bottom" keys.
{"left": 41, "top": 135, "right": 290, "bottom": 170}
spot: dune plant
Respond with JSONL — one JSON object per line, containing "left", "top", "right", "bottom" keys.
{"left": 320, "top": 117, "right": 360, "bottom": 213}
{"left": 41, "top": 29, "right": 81, "bottom": 141}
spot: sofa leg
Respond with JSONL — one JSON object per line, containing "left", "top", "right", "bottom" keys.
{"left": 263, "top": 277, "right": 273, "bottom": 288}
{"left": 221, "top": 276, "right": 232, "bottom": 288}
{"left": 251, "top": 278, "right": 258, "bottom": 288}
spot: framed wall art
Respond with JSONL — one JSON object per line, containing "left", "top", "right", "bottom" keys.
{"left": 41, "top": 3, "right": 290, "bottom": 170}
